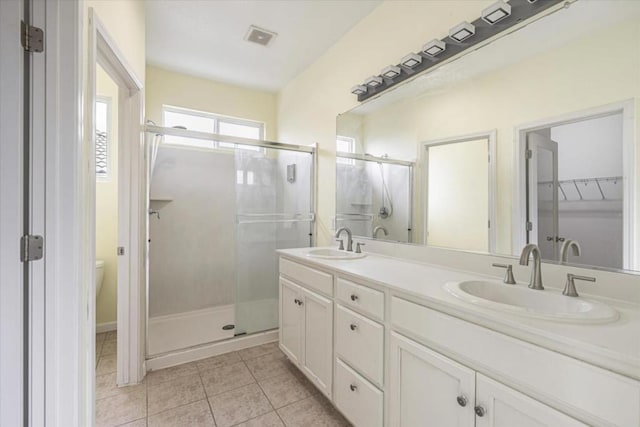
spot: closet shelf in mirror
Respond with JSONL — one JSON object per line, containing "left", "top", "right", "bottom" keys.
{"left": 537, "top": 176, "right": 623, "bottom": 202}
{"left": 149, "top": 197, "right": 173, "bottom": 202}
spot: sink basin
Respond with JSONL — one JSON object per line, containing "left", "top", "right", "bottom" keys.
{"left": 444, "top": 280, "right": 618, "bottom": 323}
{"left": 307, "top": 248, "right": 366, "bottom": 260}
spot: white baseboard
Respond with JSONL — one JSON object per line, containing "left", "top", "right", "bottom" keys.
{"left": 96, "top": 321, "right": 117, "bottom": 333}
{"left": 146, "top": 329, "right": 278, "bottom": 372}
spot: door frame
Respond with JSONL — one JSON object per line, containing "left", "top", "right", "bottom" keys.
{"left": 418, "top": 130, "right": 498, "bottom": 253}
{"left": 512, "top": 100, "right": 636, "bottom": 269}
{"left": 87, "top": 8, "right": 145, "bottom": 390}
{"left": 0, "top": 1, "right": 25, "bottom": 425}
{"left": 526, "top": 133, "right": 559, "bottom": 259}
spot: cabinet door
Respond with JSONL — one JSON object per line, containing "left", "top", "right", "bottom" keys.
{"left": 279, "top": 277, "right": 302, "bottom": 364}
{"left": 475, "top": 374, "right": 586, "bottom": 427}
{"left": 300, "top": 286, "right": 333, "bottom": 397}
{"left": 389, "top": 332, "right": 475, "bottom": 427}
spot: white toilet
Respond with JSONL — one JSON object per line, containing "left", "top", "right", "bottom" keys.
{"left": 96, "top": 259, "right": 105, "bottom": 298}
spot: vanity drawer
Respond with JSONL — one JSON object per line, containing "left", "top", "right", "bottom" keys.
{"left": 391, "top": 296, "right": 640, "bottom": 426}
{"left": 334, "top": 358, "right": 383, "bottom": 427}
{"left": 336, "top": 277, "right": 384, "bottom": 320}
{"left": 279, "top": 257, "right": 333, "bottom": 296}
{"left": 335, "top": 304, "right": 384, "bottom": 385}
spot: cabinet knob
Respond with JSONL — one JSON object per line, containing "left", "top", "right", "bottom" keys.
{"left": 350, "top": 294, "right": 358, "bottom": 301}
{"left": 349, "top": 384, "right": 357, "bottom": 391}
{"left": 474, "top": 406, "right": 486, "bottom": 417}
{"left": 349, "top": 324, "right": 357, "bottom": 331}
{"left": 298, "top": 300, "right": 303, "bottom": 306}
{"left": 293, "top": 298, "right": 299, "bottom": 305}
{"left": 456, "top": 395, "right": 467, "bottom": 407}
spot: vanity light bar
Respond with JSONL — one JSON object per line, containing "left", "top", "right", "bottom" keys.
{"left": 449, "top": 21, "right": 476, "bottom": 42}
{"left": 422, "top": 39, "right": 446, "bottom": 57}
{"left": 401, "top": 53, "right": 422, "bottom": 68}
{"left": 351, "top": 85, "right": 367, "bottom": 95}
{"left": 381, "top": 65, "right": 402, "bottom": 79}
{"left": 482, "top": 1, "right": 512, "bottom": 25}
{"left": 364, "top": 76, "right": 384, "bottom": 88}
{"left": 354, "top": 0, "right": 564, "bottom": 102}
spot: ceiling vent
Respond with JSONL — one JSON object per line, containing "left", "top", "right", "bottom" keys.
{"left": 244, "top": 25, "right": 277, "bottom": 47}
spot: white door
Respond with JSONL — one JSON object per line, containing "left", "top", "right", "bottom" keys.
{"left": 475, "top": 374, "right": 586, "bottom": 427}
{"left": 0, "top": 1, "right": 26, "bottom": 425}
{"left": 279, "top": 277, "right": 302, "bottom": 364}
{"left": 300, "top": 286, "right": 333, "bottom": 398}
{"left": 527, "top": 132, "right": 559, "bottom": 260}
{"left": 389, "top": 332, "right": 475, "bottom": 427}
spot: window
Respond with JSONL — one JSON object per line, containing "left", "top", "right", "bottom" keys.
{"left": 162, "top": 105, "right": 264, "bottom": 150}
{"left": 336, "top": 135, "right": 356, "bottom": 165}
{"left": 95, "top": 98, "right": 111, "bottom": 180}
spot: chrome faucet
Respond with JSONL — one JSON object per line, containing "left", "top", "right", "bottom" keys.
{"left": 335, "top": 227, "right": 353, "bottom": 252}
{"left": 519, "top": 244, "right": 544, "bottom": 290}
{"left": 373, "top": 226, "right": 388, "bottom": 239}
{"left": 560, "top": 239, "right": 581, "bottom": 263}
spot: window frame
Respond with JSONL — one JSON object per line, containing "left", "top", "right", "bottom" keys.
{"left": 336, "top": 135, "right": 356, "bottom": 165}
{"left": 95, "top": 96, "right": 112, "bottom": 181}
{"left": 161, "top": 105, "right": 265, "bottom": 151}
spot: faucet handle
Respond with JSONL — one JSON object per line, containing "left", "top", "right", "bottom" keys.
{"left": 492, "top": 263, "right": 516, "bottom": 285}
{"left": 355, "top": 242, "right": 365, "bottom": 254}
{"left": 563, "top": 273, "right": 595, "bottom": 297}
{"left": 336, "top": 239, "right": 344, "bottom": 251}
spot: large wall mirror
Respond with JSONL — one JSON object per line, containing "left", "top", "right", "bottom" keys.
{"left": 336, "top": 0, "right": 640, "bottom": 274}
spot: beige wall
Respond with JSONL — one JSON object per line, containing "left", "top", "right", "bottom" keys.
{"left": 146, "top": 66, "right": 278, "bottom": 140}
{"left": 277, "top": 1, "right": 493, "bottom": 245}
{"left": 96, "top": 65, "right": 119, "bottom": 325}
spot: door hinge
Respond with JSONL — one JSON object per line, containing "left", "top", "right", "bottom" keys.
{"left": 117, "top": 246, "right": 125, "bottom": 256}
{"left": 525, "top": 149, "right": 533, "bottom": 160}
{"left": 21, "top": 235, "right": 44, "bottom": 262}
{"left": 526, "top": 221, "right": 533, "bottom": 232}
{"left": 21, "top": 21, "right": 44, "bottom": 53}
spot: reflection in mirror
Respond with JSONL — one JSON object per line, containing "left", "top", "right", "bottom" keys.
{"left": 336, "top": 152, "right": 413, "bottom": 243}
{"left": 525, "top": 113, "right": 626, "bottom": 270}
{"left": 422, "top": 133, "right": 495, "bottom": 253}
{"left": 335, "top": 0, "right": 640, "bottom": 273}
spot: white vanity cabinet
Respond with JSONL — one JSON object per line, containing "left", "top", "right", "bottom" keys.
{"left": 278, "top": 255, "right": 639, "bottom": 427}
{"left": 389, "top": 331, "right": 586, "bottom": 427}
{"left": 278, "top": 260, "right": 333, "bottom": 398}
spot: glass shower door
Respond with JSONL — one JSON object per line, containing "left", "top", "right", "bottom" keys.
{"left": 234, "top": 146, "right": 314, "bottom": 336}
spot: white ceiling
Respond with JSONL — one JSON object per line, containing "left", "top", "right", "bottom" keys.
{"left": 146, "top": 0, "right": 382, "bottom": 92}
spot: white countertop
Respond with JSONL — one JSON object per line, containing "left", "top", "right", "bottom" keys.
{"left": 278, "top": 247, "right": 640, "bottom": 381}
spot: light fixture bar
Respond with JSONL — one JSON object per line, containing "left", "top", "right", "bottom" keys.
{"left": 422, "top": 39, "right": 446, "bottom": 57}
{"left": 364, "top": 76, "right": 384, "bottom": 88}
{"left": 482, "top": 1, "right": 512, "bottom": 24}
{"left": 354, "top": 0, "right": 564, "bottom": 102}
{"left": 351, "top": 85, "right": 367, "bottom": 95}
{"left": 381, "top": 65, "right": 402, "bottom": 79}
{"left": 400, "top": 53, "right": 422, "bottom": 68}
{"left": 449, "top": 21, "right": 475, "bottom": 42}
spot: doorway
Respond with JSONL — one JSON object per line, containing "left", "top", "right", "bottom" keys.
{"left": 516, "top": 101, "right": 636, "bottom": 270}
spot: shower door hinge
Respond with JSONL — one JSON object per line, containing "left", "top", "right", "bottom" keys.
{"left": 525, "top": 149, "right": 533, "bottom": 160}
{"left": 21, "top": 21, "right": 44, "bottom": 53}
{"left": 21, "top": 235, "right": 44, "bottom": 262}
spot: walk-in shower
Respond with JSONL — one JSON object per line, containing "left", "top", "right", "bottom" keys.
{"left": 144, "top": 125, "right": 315, "bottom": 357}
{"left": 335, "top": 152, "right": 413, "bottom": 243}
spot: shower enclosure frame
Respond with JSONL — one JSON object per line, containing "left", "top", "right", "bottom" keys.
{"left": 143, "top": 124, "right": 317, "bottom": 362}
{"left": 335, "top": 151, "right": 414, "bottom": 243}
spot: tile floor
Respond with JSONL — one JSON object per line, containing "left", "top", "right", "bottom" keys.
{"left": 95, "top": 333, "right": 351, "bottom": 427}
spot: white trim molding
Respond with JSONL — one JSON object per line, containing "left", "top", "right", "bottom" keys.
{"left": 512, "top": 100, "right": 636, "bottom": 270}
{"left": 418, "top": 130, "right": 498, "bottom": 253}
{"left": 87, "top": 8, "right": 145, "bottom": 394}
